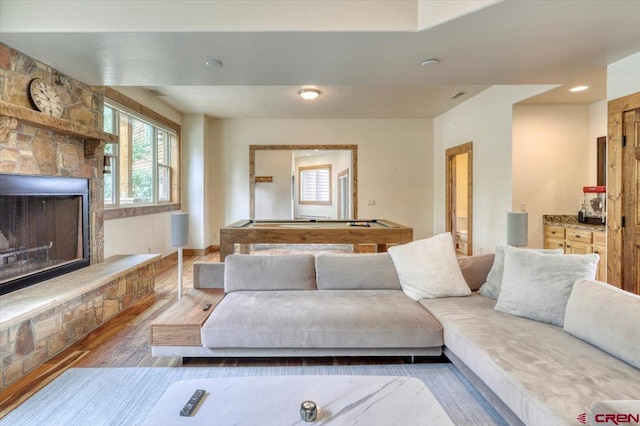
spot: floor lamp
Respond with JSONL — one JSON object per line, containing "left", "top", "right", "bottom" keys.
{"left": 507, "top": 211, "right": 528, "bottom": 247}
{"left": 171, "top": 212, "right": 189, "bottom": 299}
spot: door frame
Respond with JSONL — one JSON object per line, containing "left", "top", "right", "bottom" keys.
{"left": 445, "top": 142, "right": 473, "bottom": 256}
{"left": 608, "top": 91, "right": 640, "bottom": 293}
{"left": 337, "top": 168, "right": 350, "bottom": 220}
{"left": 249, "top": 144, "right": 358, "bottom": 220}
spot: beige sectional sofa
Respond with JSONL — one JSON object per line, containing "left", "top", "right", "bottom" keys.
{"left": 152, "top": 251, "right": 640, "bottom": 426}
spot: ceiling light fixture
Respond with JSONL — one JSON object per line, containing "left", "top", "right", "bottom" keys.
{"left": 205, "top": 59, "right": 223, "bottom": 68}
{"left": 297, "top": 89, "right": 321, "bottom": 100}
{"left": 421, "top": 58, "right": 440, "bottom": 66}
{"left": 570, "top": 85, "right": 588, "bottom": 92}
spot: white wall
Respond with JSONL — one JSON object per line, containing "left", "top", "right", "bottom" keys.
{"left": 255, "top": 150, "right": 293, "bottom": 219}
{"left": 103, "top": 212, "right": 173, "bottom": 258}
{"left": 211, "top": 119, "right": 434, "bottom": 242}
{"left": 182, "top": 114, "right": 213, "bottom": 250}
{"left": 607, "top": 52, "right": 640, "bottom": 101}
{"left": 588, "top": 100, "right": 607, "bottom": 185}
{"left": 512, "top": 104, "right": 591, "bottom": 248}
{"left": 433, "top": 85, "right": 556, "bottom": 254}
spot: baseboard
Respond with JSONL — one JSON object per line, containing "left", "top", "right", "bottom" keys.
{"left": 184, "top": 245, "right": 219, "bottom": 256}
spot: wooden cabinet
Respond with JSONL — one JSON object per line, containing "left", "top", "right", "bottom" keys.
{"left": 543, "top": 224, "right": 606, "bottom": 282}
{"left": 150, "top": 288, "right": 224, "bottom": 346}
{"left": 592, "top": 232, "right": 607, "bottom": 283}
{"left": 543, "top": 225, "right": 565, "bottom": 251}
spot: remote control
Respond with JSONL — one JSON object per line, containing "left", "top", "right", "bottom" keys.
{"left": 202, "top": 303, "right": 211, "bottom": 311}
{"left": 180, "top": 389, "right": 206, "bottom": 417}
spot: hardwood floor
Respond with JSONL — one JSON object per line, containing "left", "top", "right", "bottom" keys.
{"left": 0, "top": 250, "right": 436, "bottom": 418}
{"left": 0, "top": 252, "right": 214, "bottom": 416}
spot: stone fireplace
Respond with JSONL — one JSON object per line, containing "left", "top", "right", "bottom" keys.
{"left": 0, "top": 44, "right": 159, "bottom": 389}
{"left": 0, "top": 43, "right": 105, "bottom": 272}
{"left": 0, "top": 174, "right": 91, "bottom": 295}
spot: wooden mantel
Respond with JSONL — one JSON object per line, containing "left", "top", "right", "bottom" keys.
{"left": 0, "top": 100, "right": 118, "bottom": 158}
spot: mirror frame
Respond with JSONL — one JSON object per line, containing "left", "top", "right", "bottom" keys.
{"left": 249, "top": 144, "right": 358, "bottom": 220}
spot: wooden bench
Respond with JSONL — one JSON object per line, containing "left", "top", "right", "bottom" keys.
{"left": 150, "top": 288, "right": 225, "bottom": 346}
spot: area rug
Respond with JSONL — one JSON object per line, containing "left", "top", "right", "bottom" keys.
{"left": 3, "top": 363, "right": 508, "bottom": 425}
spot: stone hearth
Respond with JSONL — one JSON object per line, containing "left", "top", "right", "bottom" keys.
{"left": 0, "top": 254, "right": 159, "bottom": 388}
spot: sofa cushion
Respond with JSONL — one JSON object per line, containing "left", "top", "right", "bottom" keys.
{"left": 564, "top": 279, "right": 640, "bottom": 369}
{"left": 388, "top": 233, "right": 470, "bottom": 301}
{"left": 457, "top": 253, "right": 495, "bottom": 291}
{"left": 202, "top": 290, "right": 443, "bottom": 349}
{"left": 224, "top": 254, "right": 316, "bottom": 292}
{"left": 495, "top": 246, "right": 598, "bottom": 326}
{"left": 420, "top": 294, "right": 640, "bottom": 426}
{"left": 315, "top": 253, "right": 401, "bottom": 290}
{"left": 478, "top": 246, "right": 563, "bottom": 299}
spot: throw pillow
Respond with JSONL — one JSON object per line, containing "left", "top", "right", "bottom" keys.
{"left": 494, "top": 246, "right": 598, "bottom": 326}
{"left": 388, "top": 233, "right": 471, "bottom": 301}
{"left": 478, "top": 246, "right": 563, "bottom": 299}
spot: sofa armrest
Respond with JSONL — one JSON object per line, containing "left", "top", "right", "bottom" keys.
{"left": 193, "top": 262, "right": 225, "bottom": 289}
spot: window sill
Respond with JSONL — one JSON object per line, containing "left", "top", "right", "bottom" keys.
{"left": 103, "top": 203, "right": 181, "bottom": 220}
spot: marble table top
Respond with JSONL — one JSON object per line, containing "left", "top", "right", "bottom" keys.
{"left": 142, "top": 375, "right": 454, "bottom": 426}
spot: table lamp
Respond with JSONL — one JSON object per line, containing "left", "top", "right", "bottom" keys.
{"left": 171, "top": 212, "right": 189, "bottom": 299}
{"left": 507, "top": 211, "right": 528, "bottom": 247}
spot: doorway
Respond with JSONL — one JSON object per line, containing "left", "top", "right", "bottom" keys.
{"left": 249, "top": 145, "right": 358, "bottom": 220}
{"left": 446, "top": 142, "right": 473, "bottom": 256}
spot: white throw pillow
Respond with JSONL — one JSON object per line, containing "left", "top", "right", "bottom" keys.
{"left": 478, "top": 246, "right": 563, "bottom": 299}
{"left": 388, "top": 233, "right": 471, "bottom": 301}
{"left": 495, "top": 246, "right": 598, "bottom": 326}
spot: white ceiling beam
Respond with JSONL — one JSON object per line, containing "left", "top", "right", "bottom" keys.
{"left": 0, "top": 0, "right": 420, "bottom": 32}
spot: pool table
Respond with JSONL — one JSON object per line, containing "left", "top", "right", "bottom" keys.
{"left": 219, "top": 219, "right": 413, "bottom": 261}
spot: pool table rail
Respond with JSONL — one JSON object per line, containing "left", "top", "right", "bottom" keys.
{"left": 219, "top": 219, "right": 412, "bottom": 260}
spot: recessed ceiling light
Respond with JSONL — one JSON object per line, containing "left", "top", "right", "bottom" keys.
{"left": 297, "top": 89, "right": 321, "bottom": 100}
{"left": 205, "top": 59, "right": 223, "bottom": 68}
{"left": 570, "top": 85, "right": 588, "bottom": 92}
{"left": 421, "top": 58, "right": 440, "bottom": 66}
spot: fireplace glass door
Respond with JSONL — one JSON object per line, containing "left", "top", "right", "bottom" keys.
{"left": 0, "top": 174, "right": 90, "bottom": 295}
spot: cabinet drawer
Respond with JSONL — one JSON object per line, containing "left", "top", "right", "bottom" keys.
{"left": 593, "top": 232, "right": 606, "bottom": 246}
{"left": 544, "top": 226, "right": 566, "bottom": 239}
{"left": 544, "top": 238, "right": 565, "bottom": 251}
{"left": 566, "top": 229, "right": 593, "bottom": 244}
{"left": 565, "top": 241, "right": 593, "bottom": 255}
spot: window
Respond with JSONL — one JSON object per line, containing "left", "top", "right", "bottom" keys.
{"left": 299, "top": 164, "right": 332, "bottom": 205}
{"left": 103, "top": 102, "right": 177, "bottom": 207}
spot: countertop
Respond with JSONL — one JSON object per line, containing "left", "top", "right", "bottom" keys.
{"left": 543, "top": 215, "right": 606, "bottom": 231}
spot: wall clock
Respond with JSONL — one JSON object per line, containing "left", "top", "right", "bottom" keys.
{"left": 29, "top": 78, "right": 64, "bottom": 118}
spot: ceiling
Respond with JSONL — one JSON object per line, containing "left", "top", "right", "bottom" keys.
{"left": 1, "top": 0, "right": 640, "bottom": 119}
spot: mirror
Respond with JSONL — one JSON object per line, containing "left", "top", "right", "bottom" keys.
{"left": 250, "top": 145, "right": 358, "bottom": 220}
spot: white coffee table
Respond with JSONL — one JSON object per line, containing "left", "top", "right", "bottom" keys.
{"left": 143, "top": 375, "right": 454, "bottom": 425}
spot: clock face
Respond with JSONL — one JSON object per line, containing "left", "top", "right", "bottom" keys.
{"left": 29, "top": 79, "right": 64, "bottom": 118}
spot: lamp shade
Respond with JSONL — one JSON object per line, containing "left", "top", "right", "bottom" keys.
{"left": 507, "top": 212, "right": 528, "bottom": 247}
{"left": 171, "top": 212, "right": 189, "bottom": 247}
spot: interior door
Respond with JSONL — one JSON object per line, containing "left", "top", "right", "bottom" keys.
{"left": 445, "top": 142, "right": 473, "bottom": 256}
{"left": 622, "top": 108, "right": 640, "bottom": 294}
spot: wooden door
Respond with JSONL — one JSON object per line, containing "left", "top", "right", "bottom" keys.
{"left": 622, "top": 108, "right": 640, "bottom": 293}
{"left": 608, "top": 91, "right": 640, "bottom": 294}
{"left": 445, "top": 142, "right": 473, "bottom": 256}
